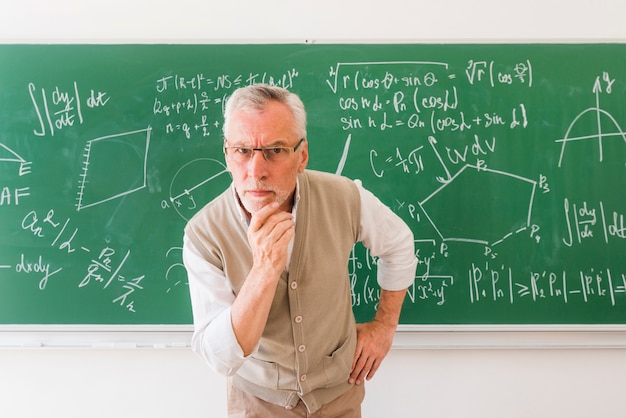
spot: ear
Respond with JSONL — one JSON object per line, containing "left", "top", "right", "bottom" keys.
{"left": 297, "top": 140, "right": 309, "bottom": 173}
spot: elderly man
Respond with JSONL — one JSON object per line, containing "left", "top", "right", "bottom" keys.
{"left": 183, "top": 83, "right": 417, "bottom": 417}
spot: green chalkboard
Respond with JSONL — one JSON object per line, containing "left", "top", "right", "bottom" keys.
{"left": 1, "top": 44, "right": 625, "bottom": 326}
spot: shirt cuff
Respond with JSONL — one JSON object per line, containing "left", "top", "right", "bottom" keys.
{"left": 377, "top": 256, "right": 418, "bottom": 291}
{"left": 192, "top": 306, "right": 247, "bottom": 376}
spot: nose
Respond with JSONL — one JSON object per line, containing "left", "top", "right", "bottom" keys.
{"left": 247, "top": 149, "right": 269, "bottom": 180}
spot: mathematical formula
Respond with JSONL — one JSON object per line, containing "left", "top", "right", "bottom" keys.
{"left": 1, "top": 45, "right": 625, "bottom": 324}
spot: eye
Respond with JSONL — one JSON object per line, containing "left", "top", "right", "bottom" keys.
{"left": 270, "top": 148, "right": 285, "bottom": 155}
{"left": 236, "top": 147, "right": 252, "bottom": 155}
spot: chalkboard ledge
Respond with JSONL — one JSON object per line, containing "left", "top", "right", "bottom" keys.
{"left": 1, "top": 324, "right": 626, "bottom": 350}
{"left": 0, "top": 325, "right": 193, "bottom": 349}
{"left": 394, "top": 325, "right": 626, "bottom": 350}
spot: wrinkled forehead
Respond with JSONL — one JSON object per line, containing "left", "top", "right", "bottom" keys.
{"left": 224, "top": 101, "right": 298, "bottom": 142}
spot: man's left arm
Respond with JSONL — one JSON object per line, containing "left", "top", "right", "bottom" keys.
{"left": 350, "top": 181, "right": 418, "bottom": 385}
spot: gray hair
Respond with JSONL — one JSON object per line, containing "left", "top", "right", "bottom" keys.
{"left": 223, "top": 84, "right": 307, "bottom": 141}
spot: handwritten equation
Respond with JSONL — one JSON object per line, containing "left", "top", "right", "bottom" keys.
{"left": 16, "top": 207, "right": 144, "bottom": 312}
{"left": 1, "top": 44, "right": 625, "bottom": 324}
{"left": 152, "top": 69, "right": 299, "bottom": 139}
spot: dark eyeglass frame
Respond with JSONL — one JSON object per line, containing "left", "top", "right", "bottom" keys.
{"left": 223, "top": 138, "right": 305, "bottom": 162}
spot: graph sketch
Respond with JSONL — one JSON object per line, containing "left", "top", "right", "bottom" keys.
{"left": 557, "top": 75, "right": 626, "bottom": 167}
{"left": 76, "top": 127, "right": 152, "bottom": 211}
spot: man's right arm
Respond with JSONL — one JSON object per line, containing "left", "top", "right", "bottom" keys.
{"left": 184, "top": 234, "right": 244, "bottom": 375}
{"left": 230, "top": 202, "right": 294, "bottom": 356}
{"left": 184, "top": 202, "right": 294, "bottom": 374}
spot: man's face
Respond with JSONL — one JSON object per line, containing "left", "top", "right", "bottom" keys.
{"left": 224, "top": 100, "right": 308, "bottom": 216}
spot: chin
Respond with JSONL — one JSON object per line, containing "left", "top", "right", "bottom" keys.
{"left": 241, "top": 197, "right": 274, "bottom": 214}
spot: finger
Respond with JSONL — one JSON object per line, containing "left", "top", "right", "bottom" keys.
{"left": 249, "top": 210, "right": 293, "bottom": 245}
{"left": 273, "top": 219, "right": 295, "bottom": 245}
{"left": 249, "top": 202, "right": 280, "bottom": 232}
{"left": 258, "top": 211, "right": 294, "bottom": 235}
{"left": 349, "top": 353, "right": 362, "bottom": 384}
{"left": 351, "top": 343, "right": 363, "bottom": 371}
{"left": 366, "top": 357, "right": 381, "bottom": 381}
{"left": 350, "top": 354, "right": 364, "bottom": 380}
{"left": 350, "top": 348, "right": 371, "bottom": 384}
{"left": 352, "top": 355, "right": 374, "bottom": 385}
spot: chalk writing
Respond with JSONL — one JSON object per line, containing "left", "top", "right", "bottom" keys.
{"left": 28, "top": 81, "right": 109, "bottom": 137}
{"left": 562, "top": 199, "right": 626, "bottom": 246}
{"left": 15, "top": 253, "right": 62, "bottom": 290}
{"left": 13, "top": 205, "right": 145, "bottom": 312}
{"left": 152, "top": 69, "right": 299, "bottom": 140}
{"left": 557, "top": 73, "right": 626, "bottom": 167}
{"left": 469, "top": 262, "right": 626, "bottom": 307}
{"left": 1, "top": 44, "right": 625, "bottom": 325}
{"left": 76, "top": 127, "right": 152, "bottom": 211}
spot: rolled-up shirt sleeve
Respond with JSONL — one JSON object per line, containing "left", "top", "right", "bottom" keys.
{"left": 355, "top": 181, "right": 418, "bottom": 291}
{"left": 183, "top": 234, "right": 247, "bottom": 376}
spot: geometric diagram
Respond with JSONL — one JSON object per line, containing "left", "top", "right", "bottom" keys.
{"left": 169, "top": 158, "right": 231, "bottom": 221}
{"left": 0, "top": 142, "right": 27, "bottom": 164}
{"left": 557, "top": 76, "right": 626, "bottom": 167}
{"left": 76, "top": 127, "right": 151, "bottom": 211}
{"left": 165, "top": 246, "right": 187, "bottom": 294}
{"left": 419, "top": 164, "right": 537, "bottom": 246}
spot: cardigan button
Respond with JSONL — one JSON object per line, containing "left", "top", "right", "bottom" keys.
{"left": 294, "top": 315, "right": 303, "bottom": 324}
{"left": 290, "top": 281, "right": 298, "bottom": 290}
{"left": 298, "top": 344, "right": 306, "bottom": 353}
{"left": 300, "top": 374, "right": 307, "bottom": 382}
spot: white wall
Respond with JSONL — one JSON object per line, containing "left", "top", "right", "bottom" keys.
{"left": 2, "top": 346, "right": 626, "bottom": 417}
{"left": 1, "top": 1, "right": 625, "bottom": 417}
{"left": 1, "top": 0, "right": 625, "bottom": 42}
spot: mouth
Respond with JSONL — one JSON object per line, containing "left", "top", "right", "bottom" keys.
{"left": 239, "top": 189, "right": 276, "bottom": 215}
{"left": 244, "top": 189, "right": 273, "bottom": 199}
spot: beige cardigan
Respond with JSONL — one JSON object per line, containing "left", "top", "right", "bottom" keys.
{"left": 185, "top": 170, "right": 362, "bottom": 412}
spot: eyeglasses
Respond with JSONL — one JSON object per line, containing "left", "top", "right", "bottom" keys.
{"left": 224, "top": 138, "right": 305, "bottom": 164}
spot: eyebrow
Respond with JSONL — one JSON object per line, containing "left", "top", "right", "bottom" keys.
{"left": 228, "top": 139, "right": 291, "bottom": 148}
